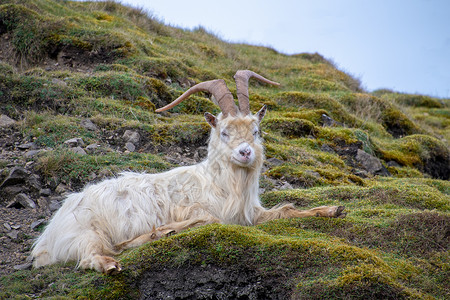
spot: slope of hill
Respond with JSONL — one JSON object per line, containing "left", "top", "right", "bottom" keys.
{"left": 0, "top": 0, "right": 449, "bottom": 299}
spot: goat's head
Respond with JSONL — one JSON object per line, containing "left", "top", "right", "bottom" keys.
{"left": 155, "top": 70, "right": 280, "bottom": 168}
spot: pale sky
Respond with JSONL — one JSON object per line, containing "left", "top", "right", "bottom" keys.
{"left": 117, "top": 0, "right": 450, "bottom": 98}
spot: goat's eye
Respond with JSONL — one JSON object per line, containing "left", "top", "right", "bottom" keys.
{"left": 221, "top": 131, "right": 229, "bottom": 138}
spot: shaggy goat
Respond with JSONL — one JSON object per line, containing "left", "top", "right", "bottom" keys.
{"left": 31, "top": 70, "right": 346, "bottom": 274}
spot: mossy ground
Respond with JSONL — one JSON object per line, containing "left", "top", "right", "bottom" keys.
{"left": 0, "top": 0, "right": 449, "bottom": 299}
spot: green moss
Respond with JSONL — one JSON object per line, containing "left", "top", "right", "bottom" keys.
{"left": 36, "top": 150, "right": 172, "bottom": 188}
{"left": 376, "top": 177, "right": 450, "bottom": 195}
{"left": 94, "top": 63, "right": 131, "bottom": 73}
{"left": 275, "top": 91, "right": 356, "bottom": 125}
{"left": 387, "top": 165, "right": 424, "bottom": 178}
{"left": 295, "top": 77, "right": 350, "bottom": 92}
{"left": 282, "top": 109, "right": 329, "bottom": 124}
{"left": 77, "top": 71, "right": 144, "bottom": 100}
{"left": 168, "top": 95, "right": 220, "bottom": 115}
{"left": 382, "top": 92, "right": 445, "bottom": 109}
{"left": 264, "top": 117, "right": 317, "bottom": 138}
{"left": 381, "top": 106, "right": 422, "bottom": 137}
{"left": 145, "top": 121, "right": 211, "bottom": 147}
{"left": 121, "top": 56, "right": 189, "bottom": 80}
{"left": 261, "top": 180, "right": 449, "bottom": 212}
{"left": 249, "top": 94, "right": 279, "bottom": 111}
{"left": 265, "top": 164, "right": 326, "bottom": 188}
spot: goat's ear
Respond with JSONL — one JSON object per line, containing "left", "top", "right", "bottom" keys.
{"left": 204, "top": 112, "right": 217, "bottom": 128}
{"left": 255, "top": 105, "right": 267, "bottom": 123}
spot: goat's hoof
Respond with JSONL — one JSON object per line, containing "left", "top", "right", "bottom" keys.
{"left": 155, "top": 227, "right": 177, "bottom": 237}
{"left": 164, "top": 229, "right": 176, "bottom": 237}
{"left": 334, "top": 206, "right": 346, "bottom": 218}
{"left": 106, "top": 265, "right": 121, "bottom": 275}
{"left": 99, "top": 256, "right": 122, "bottom": 275}
{"left": 105, "top": 262, "right": 122, "bottom": 275}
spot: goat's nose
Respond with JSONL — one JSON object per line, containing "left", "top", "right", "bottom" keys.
{"left": 239, "top": 148, "right": 252, "bottom": 158}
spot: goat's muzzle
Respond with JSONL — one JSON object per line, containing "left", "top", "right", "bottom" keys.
{"left": 232, "top": 142, "right": 255, "bottom": 167}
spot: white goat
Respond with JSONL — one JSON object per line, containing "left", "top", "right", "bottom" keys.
{"left": 31, "top": 70, "right": 345, "bottom": 274}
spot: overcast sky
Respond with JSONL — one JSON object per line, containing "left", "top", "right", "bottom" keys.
{"left": 117, "top": 0, "right": 450, "bottom": 98}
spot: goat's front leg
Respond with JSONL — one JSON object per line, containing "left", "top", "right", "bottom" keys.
{"left": 254, "top": 204, "right": 346, "bottom": 224}
{"left": 114, "top": 216, "right": 220, "bottom": 252}
{"left": 114, "top": 228, "right": 175, "bottom": 252}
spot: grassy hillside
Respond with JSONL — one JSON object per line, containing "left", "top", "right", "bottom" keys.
{"left": 0, "top": 0, "right": 449, "bottom": 299}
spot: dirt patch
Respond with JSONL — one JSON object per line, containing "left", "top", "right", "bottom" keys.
{"left": 139, "top": 263, "right": 291, "bottom": 300}
{"left": 421, "top": 150, "right": 450, "bottom": 180}
{"left": 45, "top": 44, "right": 117, "bottom": 73}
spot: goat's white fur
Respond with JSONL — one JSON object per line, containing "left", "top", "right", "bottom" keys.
{"left": 32, "top": 112, "right": 268, "bottom": 270}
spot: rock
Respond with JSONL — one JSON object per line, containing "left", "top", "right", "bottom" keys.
{"left": 125, "top": 142, "right": 135, "bottom": 152}
{"left": 305, "top": 170, "right": 320, "bottom": 178}
{"left": 55, "top": 183, "right": 69, "bottom": 195}
{"left": 64, "top": 138, "right": 84, "bottom": 147}
{"left": 177, "top": 77, "right": 195, "bottom": 88}
{"left": 6, "top": 230, "right": 19, "bottom": 240}
{"left": 51, "top": 78, "right": 67, "bottom": 87}
{"left": 266, "top": 157, "right": 284, "bottom": 166}
{"left": 353, "top": 169, "right": 369, "bottom": 178}
{"left": 39, "top": 188, "right": 52, "bottom": 196}
{"left": 27, "top": 174, "right": 42, "bottom": 190}
{"left": 0, "top": 115, "right": 16, "bottom": 127}
{"left": 197, "top": 146, "right": 208, "bottom": 158}
{"left": 387, "top": 161, "right": 401, "bottom": 168}
{"left": 49, "top": 199, "right": 61, "bottom": 211}
{"left": 0, "top": 167, "right": 29, "bottom": 188}
{"left": 70, "top": 146, "right": 87, "bottom": 155}
{"left": 3, "top": 222, "right": 11, "bottom": 231}
{"left": 321, "top": 114, "right": 343, "bottom": 127}
{"left": 278, "top": 181, "right": 294, "bottom": 190}
{"left": 36, "top": 197, "right": 49, "bottom": 209}
{"left": 355, "top": 149, "right": 390, "bottom": 176}
{"left": 11, "top": 193, "right": 36, "bottom": 209}
{"left": 179, "top": 157, "right": 196, "bottom": 166}
{"left": 31, "top": 219, "right": 45, "bottom": 230}
{"left": 17, "top": 142, "right": 36, "bottom": 150}
{"left": 123, "top": 130, "right": 140, "bottom": 144}
{"left": 80, "top": 119, "right": 98, "bottom": 131}
{"left": 24, "top": 150, "right": 41, "bottom": 158}
{"left": 1, "top": 185, "right": 26, "bottom": 198}
{"left": 86, "top": 143, "right": 100, "bottom": 153}
{"left": 320, "top": 144, "right": 336, "bottom": 153}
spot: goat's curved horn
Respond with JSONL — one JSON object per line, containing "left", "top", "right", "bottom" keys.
{"left": 155, "top": 79, "right": 238, "bottom": 117}
{"left": 234, "top": 70, "right": 280, "bottom": 115}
